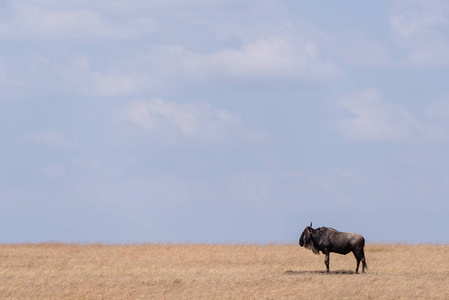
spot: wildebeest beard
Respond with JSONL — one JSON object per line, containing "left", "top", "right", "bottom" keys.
{"left": 304, "top": 238, "right": 320, "bottom": 255}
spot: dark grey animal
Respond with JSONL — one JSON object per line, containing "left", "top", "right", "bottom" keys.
{"left": 299, "top": 223, "right": 367, "bottom": 273}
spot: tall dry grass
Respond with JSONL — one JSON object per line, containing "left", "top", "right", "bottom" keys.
{"left": 0, "top": 243, "right": 448, "bottom": 299}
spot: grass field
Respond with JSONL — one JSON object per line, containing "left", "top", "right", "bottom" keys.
{"left": 1, "top": 243, "right": 448, "bottom": 299}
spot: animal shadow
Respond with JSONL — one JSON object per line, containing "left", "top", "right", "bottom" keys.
{"left": 285, "top": 270, "right": 354, "bottom": 275}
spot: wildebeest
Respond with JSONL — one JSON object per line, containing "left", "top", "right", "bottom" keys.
{"left": 299, "top": 223, "right": 367, "bottom": 273}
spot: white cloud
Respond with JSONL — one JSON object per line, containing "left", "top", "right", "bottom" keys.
{"left": 390, "top": 12, "right": 445, "bottom": 38}
{"left": 335, "top": 89, "right": 434, "bottom": 141}
{"left": 0, "top": 0, "right": 253, "bottom": 42}
{"left": 18, "top": 130, "right": 79, "bottom": 149}
{"left": 182, "top": 36, "right": 342, "bottom": 81}
{"left": 390, "top": 0, "right": 449, "bottom": 67}
{"left": 0, "top": 53, "right": 154, "bottom": 98}
{"left": 119, "top": 99, "right": 265, "bottom": 144}
{"left": 0, "top": 2, "right": 155, "bottom": 40}
{"left": 0, "top": 1, "right": 346, "bottom": 99}
{"left": 0, "top": 35, "right": 341, "bottom": 99}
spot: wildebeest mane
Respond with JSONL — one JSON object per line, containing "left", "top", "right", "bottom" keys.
{"left": 316, "top": 227, "right": 338, "bottom": 234}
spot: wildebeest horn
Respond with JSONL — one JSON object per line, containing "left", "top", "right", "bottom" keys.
{"left": 310, "top": 222, "right": 312, "bottom": 227}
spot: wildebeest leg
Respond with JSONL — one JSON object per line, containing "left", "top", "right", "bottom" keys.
{"left": 353, "top": 249, "right": 366, "bottom": 273}
{"left": 360, "top": 249, "right": 367, "bottom": 273}
{"left": 324, "top": 250, "right": 330, "bottom": 273}
{"left": 353, "top": 251, "right": 361, "bottom": 273}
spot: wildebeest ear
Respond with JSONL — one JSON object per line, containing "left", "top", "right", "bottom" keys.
{"left": 310, "top": 222, "right": 312, "bottom": 227}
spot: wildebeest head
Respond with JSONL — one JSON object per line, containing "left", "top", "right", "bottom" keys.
{"left": 299, "top": 222, "right": 313, "bottom": 247}
{"left": 299, "top": 222, "right": 319, "bottom": 254}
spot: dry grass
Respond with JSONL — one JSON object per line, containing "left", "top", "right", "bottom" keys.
{"left": 1, "top": 243, "right": 449, "bottom": 299}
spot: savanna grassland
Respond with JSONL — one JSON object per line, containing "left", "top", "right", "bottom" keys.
{"left": 0, "top": 243, "right": 448, "bottom": 299}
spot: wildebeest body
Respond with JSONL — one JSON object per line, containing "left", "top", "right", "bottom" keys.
{"left": 299, "top": 224, "right": 367, "bottom": 273}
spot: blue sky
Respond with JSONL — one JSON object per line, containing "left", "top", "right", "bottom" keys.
{"left": 1, "top": 0, "right": 449, "bottom": 243}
